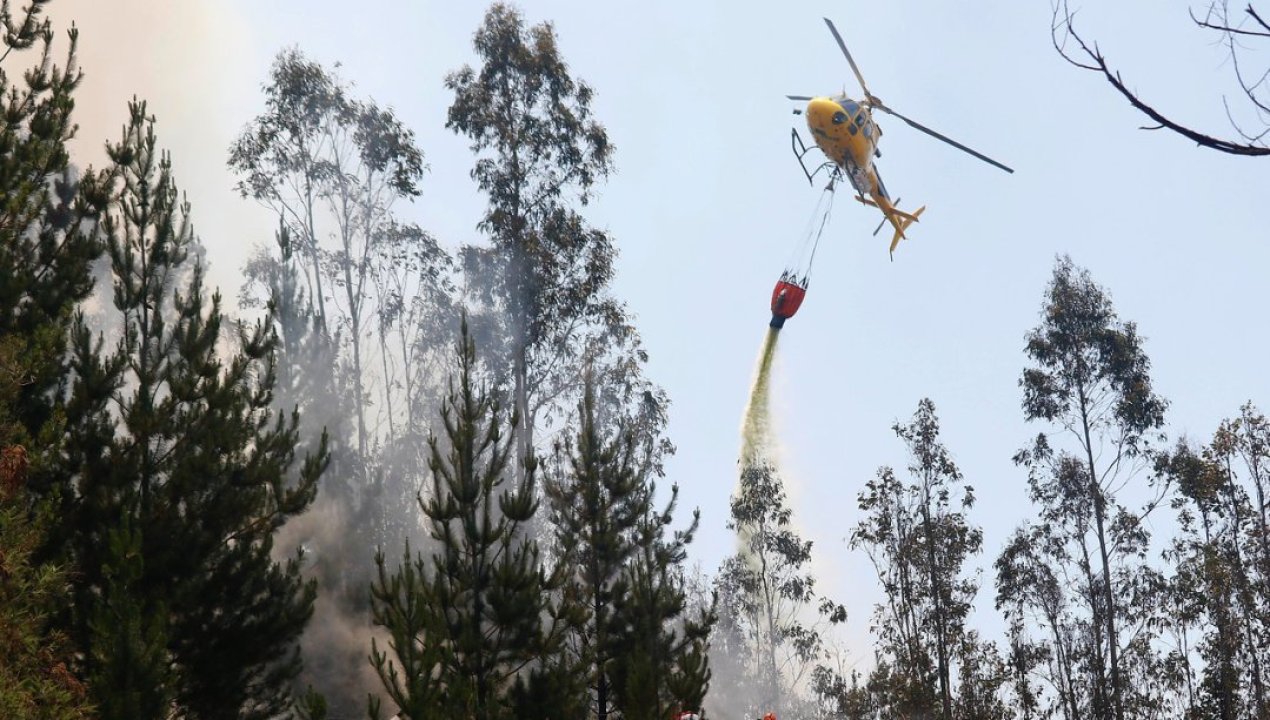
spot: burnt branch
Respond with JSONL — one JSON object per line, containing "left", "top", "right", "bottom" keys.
{"left": 1052, "top": 0, "right": 1270, "bottom": 155}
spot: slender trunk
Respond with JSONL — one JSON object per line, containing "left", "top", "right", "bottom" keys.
{"left": 1045, "top": 601, "right": 1080, "bottom": 720}
{"left": 589, "top": 492, "right": 610, "bottom": 720}
{"left": 361, "top": 175, "right": 385, "bottom": 446}
{"left": 1223, "top": 457, "right": 1266, "bottom": 716}
{"left": 921, "top": 480, "right": 953, "bottom": 720}
{"left": 472, "top": 467, "right": 491, "bottom": 720}
{"left": 136, "top": 209, "right": 154, "bottom": 519}
{"left": 398, "top": 315, "right": 415, "bottom": 429}
{"left": 1080, "top": 536, "right": 1109, "bottom": 719}
{"left": 515, "top": 346, "right": 530, "bottom": 473}
{"left": 1179, "top": 620, "right": 1196, "bottom": 717}
{"left": 1242, "top": 426, "right": 1270, "bottom": 716}
{"left": 379, "top": 326, "right": 396, "bottom": 441}
{"left": 350, "top": 310, "right": 367, "bottom": 458}
{"left": 1011, "top": 631, "right": 1035, "bottom": 720}
{"left": 506, "top": 124, "right": 532, "bottom": 488}
{"left": 595, "top": 575, "right": 608, "bottom": 720}
{"left": 753, "top": 514, "right": 781, "bottom": 710}
{"left": 894, "top": 485, "right": 921, "bottom": 655}
{"left": 336, "top": 176, "right": 367, "bottom": 459}
{"left": 301, "top": 151, "right": 328, "bottom": 333}
{"left": 1079, "top": 385, "right": 1124, "bottom": 720}
{"left": 1200, "top": 510, "right": 1238, "bottom": 720}
{"left": 1245, "top": 417, "right": 1270, "bottom": 560}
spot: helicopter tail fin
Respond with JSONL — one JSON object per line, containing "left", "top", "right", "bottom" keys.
{"left": 887, "top": 205, "right": 926, "bottom": 258}
{"left": 857, "top": 193, "right": 926, "bottom": 257}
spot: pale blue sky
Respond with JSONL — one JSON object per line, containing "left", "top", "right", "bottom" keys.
{"left": 52, "top": 0, "right": 1269, "bottom": 657}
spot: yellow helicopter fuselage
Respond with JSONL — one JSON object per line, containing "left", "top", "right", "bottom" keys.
{"left": 806, "top": 96, "right": 879, "bottom": 178}
{"left": 804, "top": 96, "right": 924, "bottom": 254}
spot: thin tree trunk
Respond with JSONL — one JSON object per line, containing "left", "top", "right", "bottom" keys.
{"left": 379, "top": 326, "right": 396, "bottom": 441}
{"left": 335, "top": 172, "right": 367, "bottom": 459}
{"left": 1079, "top": 386, "right": 1124, "bottom": 720}
{"left": 1222, "top": 455, "right": 1266, "bottom": 717}
{"left": 398, "top": 313, "right": 415, "bottom": 429}
{"left": 1241, "top": 421, "right": 1270, "bottom": 716}
{"left": 300, "top": 149, "right": 328, "bottom": 333}
{"left": 758, "top": 518, "right": 781, "bottom": 710}
{"left": 921, "top": 480, "right": 953, "bottom": 720}
{"left": 595, "top": 578, "right": 609, "bottom": 720}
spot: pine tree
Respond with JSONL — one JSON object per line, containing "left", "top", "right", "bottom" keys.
{"left": 543, "top": 374, "right": 714, "bottom": 720}
{"left": 0, "top": 6, "right": 103, "bottom": 717}
{"left": 368, "top": 539, "right": 447, "bottom": 720}
{"left": 0, "top": 0, "right": 109, "bottom": 469}
{"left": 0, "top": 429, "right": 91, "bottom": 719}
{"left": 84, "top": 518, "right": 171, "bottom": 720}
{"left": 370, "top": 319, "right": 568, "bottom": 720}
{"left": 610, "top": 488, "right": 715, "bottom": 720}
{"left": 53, "top": 101, "right": 328, "bottom": 720}
{"left": 544, "top": 377, "right": 649, "bottom": 720}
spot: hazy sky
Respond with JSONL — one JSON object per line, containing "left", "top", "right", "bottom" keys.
{"left": 48, "top": 0, "right": 1269, "bottom": 660}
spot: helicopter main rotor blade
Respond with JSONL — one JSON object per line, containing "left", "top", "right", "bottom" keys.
{"left": 871, "top": 103, "right": 1015, "bottom": 174}
{"left": 824, "top": 18, "right": 873, "bottom": 102}
{"left": 786, "top": 95, "right": 815, "bottom": 101}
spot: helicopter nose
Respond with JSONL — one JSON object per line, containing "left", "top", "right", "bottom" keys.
{"left": 806, "top": 97, "right": 845, "bottom": 129}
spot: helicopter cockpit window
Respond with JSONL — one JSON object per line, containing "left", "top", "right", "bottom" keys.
{"left": 855, "top": 114, "right": 865, "bottom": 126}
{"left": 832, "top": 111, "right": 847, "bottom": 124}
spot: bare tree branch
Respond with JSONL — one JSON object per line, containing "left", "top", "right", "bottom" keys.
{"left": 1191, "top": 5, "right": 1270, "bottom": 37}
{"left": 1052, "top": 0, "right": 1270, "bottom": 155}
{"left": 1247, "top": 4, "right": 1270, "bottom": 32}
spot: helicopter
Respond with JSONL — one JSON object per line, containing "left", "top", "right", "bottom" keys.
{"left": 788, "top": 18, "right": 1013, "bottom": 256}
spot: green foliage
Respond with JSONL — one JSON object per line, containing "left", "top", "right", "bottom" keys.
{"left": 0, "top": 0, "right": 108, "bottom": 452}
{"left": 850, "top": 399, "right": 990, "bottom": 720}
{"left": 1020, "top": 256, "right": 1166, "bottom": 443}
{"left": 1157, "top": 405, "right": 1270, "bottom": 719}
{"left": 230, "top": 47, "right": 445, "bottom": 465}
{"left": 232, "top": 58, "right": 453, "bottom": 716}
{"left": 295, "top": 685, "right": 329, "bottom": 720}
{"left": 997, "top": 256, "right": 1168, "bottom": 720}
{"left": 85, "top": 519, "right": 171, "bottom": 720}
{"left": 0, "top": 445, "right": 92, "bottom": 720}
{"left": 544, "top": 376, "right": 651, "bottom": 719}
{"left": 369, "top": 320, "right": 567, "bottom": 720}
{"left": 544, "top": 374, "right": 714, "bottom": 719}
{"left": 50, "top": 100, "right": 327, "bottom": 720}
{"left": 611, "top": 494, "right": 715, "bottom": 720}
{"left": 446, "top": 3, "right": 668, "bottom": 478}
{"left": 714, "top": 461, "right": 844, "bottom": 717}
{"left": 368, "top": 540, "right": 447, "bottom": 720}
{"left": 0, "top": 7, "right": 100, "bottom": 718}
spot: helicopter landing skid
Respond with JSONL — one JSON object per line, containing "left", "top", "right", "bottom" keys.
{"left": 790, "top": 128, "right": 838, "bottom": 188}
